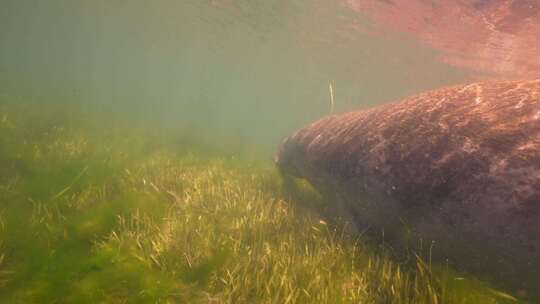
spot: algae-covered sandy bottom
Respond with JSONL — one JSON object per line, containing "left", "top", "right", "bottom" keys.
{"left": 0, "top": 101, "right": 523, "bottom": 303}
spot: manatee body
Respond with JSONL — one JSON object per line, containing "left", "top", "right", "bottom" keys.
{"left": 276, "top": 79, "right": 540, "bottom": 293}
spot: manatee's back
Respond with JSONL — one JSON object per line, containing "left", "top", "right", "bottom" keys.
{"left": 276, "top": 79, "right": 540, "bottom": 293}
{"left": 278, "top": 79, "right": 539, "bottom": 207}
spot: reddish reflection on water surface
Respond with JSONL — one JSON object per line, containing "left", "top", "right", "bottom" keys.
{"left": 346, "top": 0, "right": 540, "bottom": 78}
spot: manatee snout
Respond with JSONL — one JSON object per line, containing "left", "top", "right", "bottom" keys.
{"left": 274, "top": 136, "right": 304, "bottom": 178}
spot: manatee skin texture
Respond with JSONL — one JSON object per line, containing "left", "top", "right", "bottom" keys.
{"left": 276, "top": 79, "right": 540, "bottom": 295}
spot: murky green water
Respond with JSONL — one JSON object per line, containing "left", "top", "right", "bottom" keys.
{"left": 0, "top": 0, "right": 472, "bottom": 148}
{"left": 1, "top": 1, "right": 527, "bottom": 303}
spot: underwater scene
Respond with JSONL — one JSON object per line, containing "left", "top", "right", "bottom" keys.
{"left": 1, "top": 1, "right": 539, "bottom": 303}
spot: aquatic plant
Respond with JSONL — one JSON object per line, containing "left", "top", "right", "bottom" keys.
{"left": 0, "top": 101, "right": 523, "bottom": 303}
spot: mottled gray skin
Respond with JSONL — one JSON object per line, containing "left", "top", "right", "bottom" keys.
{"left": 276, "top": 79, "right": 540, "bottom": 295}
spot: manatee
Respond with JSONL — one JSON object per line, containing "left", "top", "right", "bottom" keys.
{"left": 276, "top": 79, "right": 540, "bottom": 295}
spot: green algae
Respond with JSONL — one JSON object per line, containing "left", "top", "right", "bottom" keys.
{"left": 0, "top": 102, "right": 527, "bottom": 303}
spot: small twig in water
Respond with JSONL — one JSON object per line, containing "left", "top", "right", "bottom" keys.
{"left": 51, "top": 165, "right": 89, "bottom": 200}
{"left": 329, "top": 82, "right": 335, "bottom": 114}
